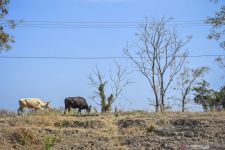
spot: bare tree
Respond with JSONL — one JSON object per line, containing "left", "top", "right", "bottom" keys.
{"left": 89, "top": 63, "right": 131, "bottom": 113}
{"left": 175, "top": 67, "right": 209, "bottom": 112}
{"left": 124, "top": 18, "right": 191, "bottom": 112}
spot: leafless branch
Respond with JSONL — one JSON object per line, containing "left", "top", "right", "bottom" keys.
{"left": 124, "top": 17, "right": 190, "bottom": 112}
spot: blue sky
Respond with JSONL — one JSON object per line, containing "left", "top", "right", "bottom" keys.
{"left": 0, "top": 0, "right": 224, "bottom": 111}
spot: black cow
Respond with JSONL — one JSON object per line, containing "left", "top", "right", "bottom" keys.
{"left": 64, "top": 97, "right": 91, "bottom": 115}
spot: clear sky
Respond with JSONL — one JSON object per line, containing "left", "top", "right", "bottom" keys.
{"left": 0, "top": 0, "right": 224, "bottom": 111}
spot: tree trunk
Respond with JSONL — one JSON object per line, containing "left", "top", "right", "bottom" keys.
{"left": 182, "top": 101, "right": 185, "bottom": 112}
{"left": 160, "top": 74, "right": 165, "bottom": 112}
{"left": 99, "top": 83, "right": 107, "bottom": 113}
{"left": 155, "top": 98, "right": 160, "bottom": 112}
{"left": 181, "top": 96, "right": 186, "bottom": 112}
{"left": 160, "top": 94, "right": 165, "bottom": 112}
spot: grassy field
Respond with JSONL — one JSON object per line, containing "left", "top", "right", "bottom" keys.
{"left": 0, "top": 109, "right": 225, "bottom": 150}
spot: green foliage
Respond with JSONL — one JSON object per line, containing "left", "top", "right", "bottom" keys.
{"left": 193, "top": 80, "right": 225, "bottom": 111}
{"left": 43, "top": 135, "right": 60, "bottom": 150}
{"left": 212, "top": 86, "right": 225, "bottom": 110}
{"left": 206, "top": 5, "right": 225, "bottom": 49}
{"left": 98, "top": 82, "right": 113, "bottom": 113}
{"left": 219, "top": 86, "right": 225, "bottom": 108}
{"left": 0, "top": 0, "right": 15, "bottom": 51}
{"left": 0, "top": 0, "right": 9, "bottom": 18}
{"left": 192, "top": 80, "right": 213, "bottom": 111}
{"left": 206, "top": 2, "right": 225, "bottom": 68}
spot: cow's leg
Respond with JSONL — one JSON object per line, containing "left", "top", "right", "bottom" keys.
{"left": 78, "top": 108, "right": 81, "bottom": 116}
{"left": 68, "top": 107, "right": 71, "bottom": 113}
{"left": 17, "top": 106, "right": 22, "bottom": 115}
{"left": 34, "top": 108, "right": 38, "bottom": 112}
{"left": 17, "top": 106, "right": 25, "bottom": 115}
{"left": 31, "top": 106, "right": 39, "bottom": 114}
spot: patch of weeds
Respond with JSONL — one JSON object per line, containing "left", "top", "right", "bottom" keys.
{"left": 146, "top": 123, "right": 157, "bottom": 133}
{"left": 43, "top": 135, "right": 60, "bottom": 150}
{"left": 103, "top": 126, "right": 115, "bottom": 135}
{"left": 64, "top": 109, "right": 79, "bottom": 116}
{"left": 125, "top": 127, "right": 143, "bottom": 135}
{"left": 54, "top": 120, "right": 70, "bottom": 128}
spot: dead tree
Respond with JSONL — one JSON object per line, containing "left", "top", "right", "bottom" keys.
{"left": 124, "top": 18, "right": 191, "bottom": 112}
{"left": 89, "top": 63, "right": 131, "bottom": 113}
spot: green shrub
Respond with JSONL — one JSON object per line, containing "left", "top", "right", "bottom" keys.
{"left": 43, "top": 135, "right": 60, "bottom": 150}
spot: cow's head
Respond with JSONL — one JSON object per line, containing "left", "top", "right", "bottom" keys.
{"left": 43, "top": 101, "right": 52, "bottom": 109}
{"left": 87, "top": 105, "right": 91, "bottom": 113}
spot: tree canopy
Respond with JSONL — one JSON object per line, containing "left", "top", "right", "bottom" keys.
{"left": 0, "top": 0, "right": 15, "bottom": 52}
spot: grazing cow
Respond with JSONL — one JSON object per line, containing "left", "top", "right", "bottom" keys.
{"left": 64, "top": 97, "right": 91, "bottom": 115}
{"left": 17, "top": 98, "right": 51, "bottom": 115}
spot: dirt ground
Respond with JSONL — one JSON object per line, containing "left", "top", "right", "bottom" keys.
{"left": 0, "top": 110, "right": 225, "bottom": 150}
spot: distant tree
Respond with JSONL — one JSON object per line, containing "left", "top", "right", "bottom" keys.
{"left": 206, "top": 4, "right": 225, "bottom": 49}
{"left": 0, "top": 0, "right": 15, "bottom": 52}
{"left": 215, "top": 56, "right": 225, "bottom": 69}
{"left": 175, "top": 67, "right": 209, "bottom": 112}
{"left": 219, "top": 86, "right": 225, "bottom": 109}
{"left": 213, "top": 85, "right": 225, "bottom": 110}
{"left": 192, "top": 80, "right": 214, "bottom": 112}
{"left": 89, "top": 63, "right": 131, "bottom": 113}
{"left": 193, "top": 79, "right": 225, "bottom": 111}
{"left": 206, "top": 1, "right": 225, "bottom": 68}
{"left": 124, "top": 18, "right": 190, "bottom": 112}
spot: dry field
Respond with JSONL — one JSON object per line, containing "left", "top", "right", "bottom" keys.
{"left": 0, "top": 109, "right": 225, "bottom": 150}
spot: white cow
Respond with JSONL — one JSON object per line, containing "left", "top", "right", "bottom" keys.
{"left": 17, "top": 98, "right": 51, "bottom": 115}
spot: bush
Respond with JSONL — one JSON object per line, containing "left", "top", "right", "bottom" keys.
{"left": 43, "top": 135, "right": 60, "bottom": 150}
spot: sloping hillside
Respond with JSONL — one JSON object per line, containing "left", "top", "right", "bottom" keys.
{"left": 0, "top": 111, "right": 225, "bottom": 150}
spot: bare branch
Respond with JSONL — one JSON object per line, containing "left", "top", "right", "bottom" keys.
{"left": 124, "top": 18, "right": 190, "bottom": 112}
{"left": 89, "top": 62, "right": 131, "bottom": 112}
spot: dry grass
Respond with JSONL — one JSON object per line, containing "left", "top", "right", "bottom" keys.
{"left": 1, "top": 110, "right": 225, "bottom": 149}
{"left": 0, "top": 109, "right": 16, "bottom": 118}
{"left": 146, "top": 123, "right": 157, "bottom": 133}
